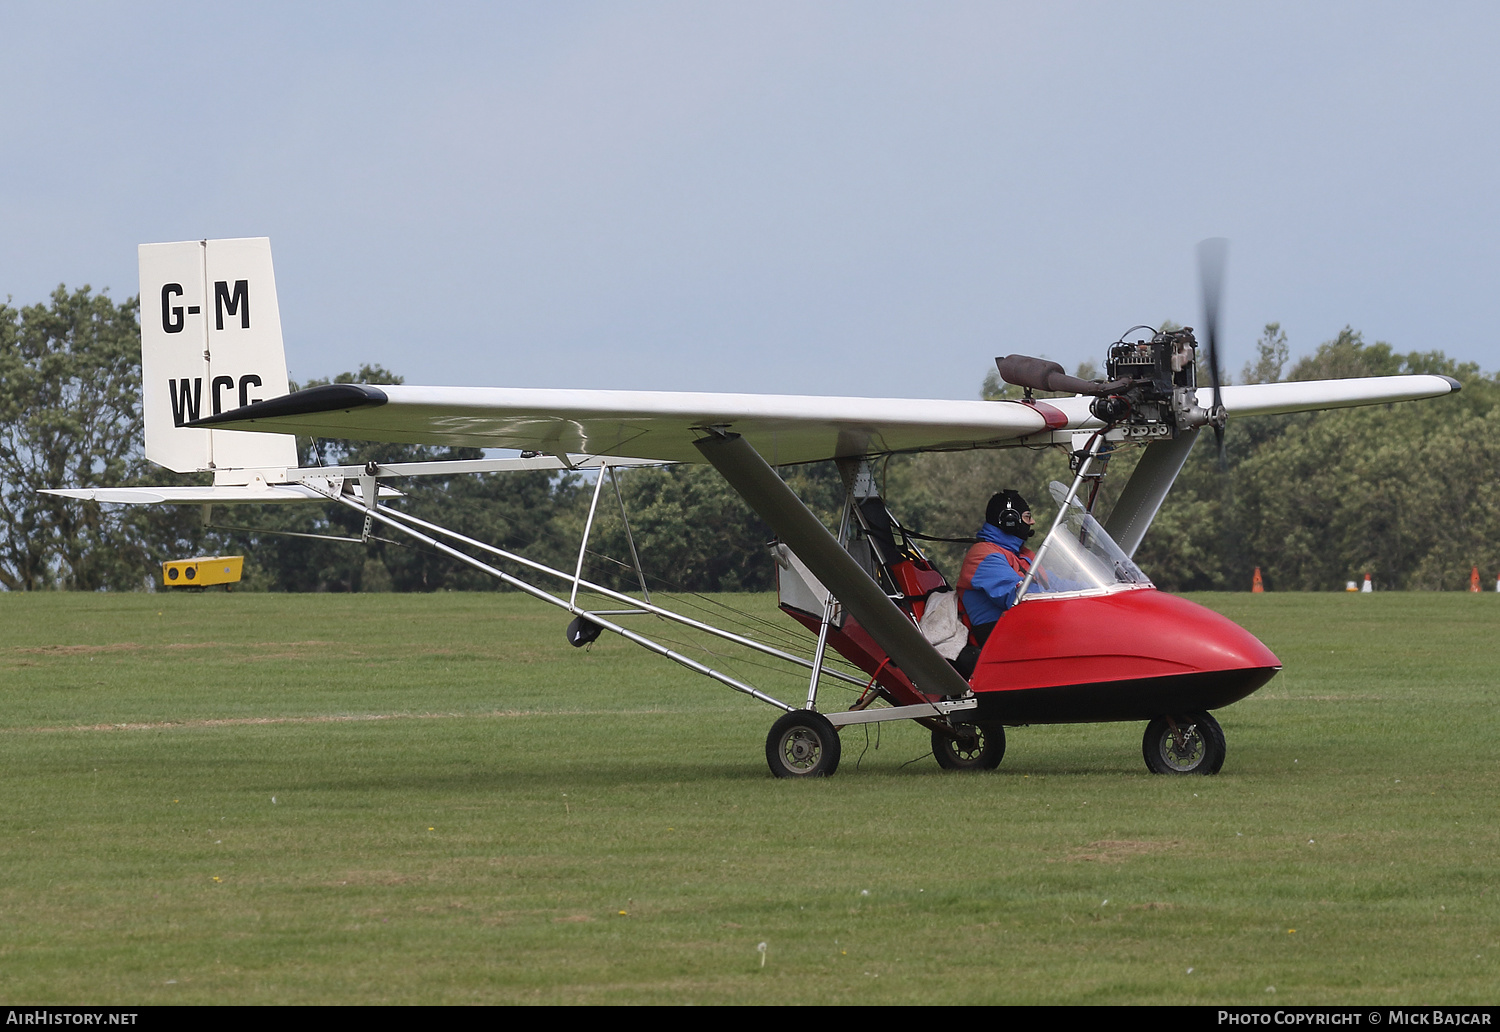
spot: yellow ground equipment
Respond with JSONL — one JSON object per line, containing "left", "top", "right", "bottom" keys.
{"left": 162, "top": 556, "right": 244, "bottom": 590}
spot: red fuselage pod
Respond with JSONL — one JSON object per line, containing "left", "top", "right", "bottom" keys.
{"left": 968, "top": 587, "right": 1280, "bottom": 725}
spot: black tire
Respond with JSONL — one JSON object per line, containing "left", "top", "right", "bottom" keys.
{"left": 766, "top": 710, "right": 841, "bottom": 778}
{"left": 932, "top": 722, "right": 1005, "bottom": 771}
{"left": 1142, "top": 712, "right": 1225, "bottom": 775}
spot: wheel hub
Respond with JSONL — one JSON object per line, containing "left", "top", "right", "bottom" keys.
{"left": 787, "top": 732, "right": 818, "bottom": 763}
{"left": 1163, "top": 727, "right": 1205, "bottom": 769}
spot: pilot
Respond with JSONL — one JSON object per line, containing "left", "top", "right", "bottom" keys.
{"left": 953, "top": 490, "right": 1036, "bottom": 676}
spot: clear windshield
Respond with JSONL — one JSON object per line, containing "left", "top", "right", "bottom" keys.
{"left": 1020, "top": 481, "right": 1151, "bottom": 598}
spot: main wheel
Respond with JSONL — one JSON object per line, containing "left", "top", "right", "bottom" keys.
{"left": 932, "top": 722, "right": 1005, "bottom": 771}
{"left": 766, "top": 710, "right": 841, "bottom": 778}
{"left": 1142, "top": 712, "right": 1225, "bottom": 775}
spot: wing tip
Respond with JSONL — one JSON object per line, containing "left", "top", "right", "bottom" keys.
{"left": 1438, "top": 374, "right": 1462, "bottom": 393}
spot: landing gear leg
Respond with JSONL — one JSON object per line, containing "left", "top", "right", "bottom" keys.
{"left": 1142, "top": 712, "right": 1225, "bottom": 775}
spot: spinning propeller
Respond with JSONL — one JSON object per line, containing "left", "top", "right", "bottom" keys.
{"left": 1196, "top": 237, "right": 1230, "bottom": 467}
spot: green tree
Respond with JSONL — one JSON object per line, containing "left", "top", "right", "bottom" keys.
{"left": 586, "top": 463, "right": 775, "bottom": 593}
{"left": 0, "top": 287, "right": 204, "bottom": 590}
{"left": 1237, "top": 378, "right": 1499, "bottom": 591}
{"left": 1240, "top": 323, "right": 1289, "bottom": 385}
{"left": 1138, "top": 329, "right": 1493, "bottom": 591}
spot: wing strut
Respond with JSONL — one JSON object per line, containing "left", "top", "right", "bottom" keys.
{"left": 693, "top": 432, "right": 972, "bottom": 698}
{"left": 1103, "top": 428, "right": 1200, "bottom": 558}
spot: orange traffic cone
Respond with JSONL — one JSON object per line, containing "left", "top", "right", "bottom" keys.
{"left": 1251, "top": 567, "right": 1264, "bottom": 593}
{"left": 1361, "top": 573, "right": 1373, "bottom": 593}
{"left": 1471, "top": 567, "right": 1481, "bottom": 592}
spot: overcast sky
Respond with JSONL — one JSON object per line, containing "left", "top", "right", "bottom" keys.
{"left": 3, "top": 2, "right": 1497, "bottom": 399}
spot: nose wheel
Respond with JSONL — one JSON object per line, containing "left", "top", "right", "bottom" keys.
{"left": 1142, "top": 712, "right": 1225, "bottom": 775}
{"left": 766, "top": 710, "right": 841, "bottom": 778}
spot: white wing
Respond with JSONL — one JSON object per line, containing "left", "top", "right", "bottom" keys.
{"left": 1219, "top": 375, "right": 1462, "bottom": 416}
{"left": 188, "top": 374, "right": 1460, "bottom": 464}
{"left": 189, "top": 383, "right": 1070, "bottom": 464}
{"left": 1033, "top": 374, "right": 1461, "bottom": 428}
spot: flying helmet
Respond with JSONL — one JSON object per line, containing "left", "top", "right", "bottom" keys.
{"left": 985, "top": 489, "right": 1034, "bottom": 540}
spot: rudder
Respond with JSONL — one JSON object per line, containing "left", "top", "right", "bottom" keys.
{"left": 139, "top": 238, "right": 298, "bottom": 481}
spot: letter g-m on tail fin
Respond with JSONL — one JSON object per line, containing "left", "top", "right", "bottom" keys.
{"left": 139, "top": 238, "right": 296, "bottom": 481}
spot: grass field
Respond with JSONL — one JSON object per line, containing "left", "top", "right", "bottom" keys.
{"left": 0, "top": 590, "right": 1495, "bottom": 1005}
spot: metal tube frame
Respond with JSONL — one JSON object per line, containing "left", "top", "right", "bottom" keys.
{"left": 1016, "top": 430, "right": 1106, "bottom": 603}
{"left": 826, "top": 699, "right": 976, "bottom": 728}
{"left": 571, "top": 468, "right": 609, "bottom": 609}
{"left": 804, "top": 495, "right": 853, "bottom": 711}
{"left": 341, "top": 483, "right": 871, "bottom": 693}
{"left": 329, "top": 492, "right": 793, "bottom": 712}
{"left": 312, "top": 467, "right": 954, "bottom": 728}
{"left": 608, "top": 467, "right": 651, "bottom": 603}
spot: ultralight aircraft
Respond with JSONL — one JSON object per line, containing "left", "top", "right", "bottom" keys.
{"left": 50, "top": 238, "right": 1461, "bottom": 777}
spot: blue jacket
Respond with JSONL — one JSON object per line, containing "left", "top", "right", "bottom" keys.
{"left": 961, "top": 523, "right": 1030, "bottom": 626}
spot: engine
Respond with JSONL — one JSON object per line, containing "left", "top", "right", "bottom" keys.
{"left": 1089, "top": 327, "right": 1214, "bottom": 439}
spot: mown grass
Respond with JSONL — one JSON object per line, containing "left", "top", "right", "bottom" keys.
{"left": 0, "top": 590, "right": 1494, "bottom": 1004}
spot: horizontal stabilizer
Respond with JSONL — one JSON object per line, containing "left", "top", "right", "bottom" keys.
{"left": 41, "top": 454, "right": 663, "bottom": 507}
{"left": 42, "top": 482, "right": 401, "bottom": 505}
{"left": 280, "top": 454, "right": 667, "bottom": 479}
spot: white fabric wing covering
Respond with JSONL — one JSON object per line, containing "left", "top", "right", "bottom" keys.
{"left": 192, "top": 385, "right": 1062, "bottom": 464}
{"left": 190, "top": 374, "right": 1459, "bottom": 466}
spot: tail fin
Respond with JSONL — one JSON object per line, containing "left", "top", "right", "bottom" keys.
{"left": 139, "top": 238, "right": 298, "bottom": 483}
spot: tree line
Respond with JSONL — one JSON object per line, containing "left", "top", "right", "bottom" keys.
{"left": 3, "top": 287, "right": 1495, "bottom": 594}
